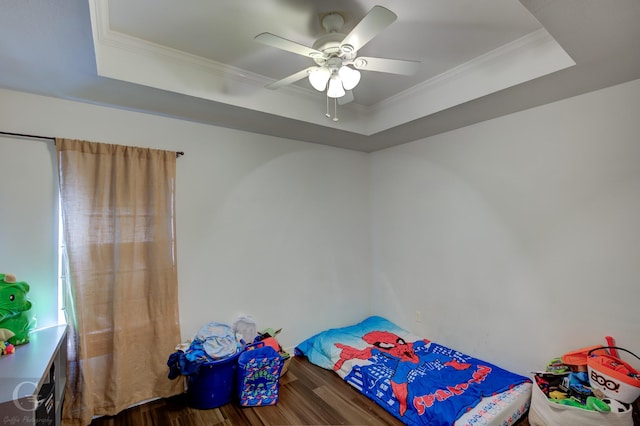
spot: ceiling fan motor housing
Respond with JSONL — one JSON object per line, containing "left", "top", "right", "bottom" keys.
{"left": 311, "top": 12, "right": 358, "bottom": 65}
{"left": 312, "top": 35, "right": 356, "bottom": 63}
{"left": 321, "top": 12, "right": 344, "bottom": 33}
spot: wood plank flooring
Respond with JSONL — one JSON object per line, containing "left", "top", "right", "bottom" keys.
{"left": 90, "top": 355, "right": 531, "bottom": 425}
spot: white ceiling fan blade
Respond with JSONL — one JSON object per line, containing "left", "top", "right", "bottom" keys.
{"left": 338, "top": 90, "right": 354, "bottom": 105}
{"left": 255, "top": 33, "right": 326, "bottom": 59}
{"left": 353, "top": 57, "right": 420, "bottom": 75}
{"left": 265, "top": 67, "right": 317, "bottom": 90}
{"left": 340, "top": 6, "right": 397, "bottom": 53}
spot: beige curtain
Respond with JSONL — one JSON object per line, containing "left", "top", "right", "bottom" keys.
{"left": 56, "top": 138, "right": 183, "bottom": 426}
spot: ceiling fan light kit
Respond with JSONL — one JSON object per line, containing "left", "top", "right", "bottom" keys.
{"left": 308, "top": 63, "right": 360, "bottom": 95}
{"left": 337, "top": 65, "right": 360, "bottom": 90}
{"left": 308, "top": 67, "right": 331, "bottom": 91}
{"left": 254, "top": 5, "right": 420, "bottom": 120}
{"left": 327, "top": 75, "right": 346, "bottom": 98}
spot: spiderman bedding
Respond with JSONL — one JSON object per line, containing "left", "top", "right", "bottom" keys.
{"left": 295, "top": 316, "right": 530, "bottom": 426}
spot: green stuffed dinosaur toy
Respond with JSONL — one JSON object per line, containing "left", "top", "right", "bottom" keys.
{"left": 0, "top": 273, "right": 34, "bottom": 346}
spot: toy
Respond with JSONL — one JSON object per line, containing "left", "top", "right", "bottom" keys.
{"left": 0, "top": 340, "right": 15, "bottom": 355}
{"left": 546, "top": 357, "right": 570, "bottom": 374}
{"left": 255, "top": 327, "right": 291, "bottom": 376}
{"left": 559, "top": 371, "right": 593, "bottom": 402}
{"left": 551, "top": 396, "right": 611, "bottom": 412}
{"left": 548, "top": 390, "right": 567, "bottom": 400}
{"left": 0, "top": 273, "right": 34, "bottom": 345}
{"left": 602, "top": 397, "right": 631, "bottom": 413}
{"left": 257, "top": 327, "right": 282, "bottom": 340}
{"left": 255, "top": 327, "right": 284, "bottom": 352}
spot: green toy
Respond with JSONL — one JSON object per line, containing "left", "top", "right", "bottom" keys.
{"left": 551, "top": 396, "right": 611, "bottom": 412}
{"left": 0, "top": 273, "right": 34, "bottom": 345}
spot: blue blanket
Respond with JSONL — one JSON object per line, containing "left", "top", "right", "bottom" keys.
{"left": 295, "top": 316, "right": 530, "bottom": 426}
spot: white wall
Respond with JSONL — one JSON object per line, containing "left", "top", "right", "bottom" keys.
{"left": 3, "top": 77, "right": 639, "bottom": 376}
{"left": 371, "top": 78, "right": 640, "bottom": 375}
{"left": 0, "top": 88, "right": 372, "bottom": 349}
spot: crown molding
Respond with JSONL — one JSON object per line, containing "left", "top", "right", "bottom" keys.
{"left": 89, "top": 0, "right": 573, "bottom": 136}
{"left": 366, "top": 28, "right": 575, "bottom": 134}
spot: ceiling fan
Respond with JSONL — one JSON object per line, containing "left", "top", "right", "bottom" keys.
{"left": 254, "top": 5, "right": 420, "bottom": 113}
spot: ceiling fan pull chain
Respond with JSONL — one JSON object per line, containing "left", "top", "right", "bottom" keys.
{"left": 333, "top": 97, "right": 339, "bottom": 122}
{"left": 325, "top": 94, "right": 330, "bottom": 118}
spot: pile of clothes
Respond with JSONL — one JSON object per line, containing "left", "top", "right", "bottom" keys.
{"left": 167, "top": 321, "right": 244, "bottom": 379}
{"left": 166, "top": 318, "right": 289, "bottom": 379}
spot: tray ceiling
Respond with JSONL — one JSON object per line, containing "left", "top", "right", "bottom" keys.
{"left": 1, "top": 0, "right": 639, "bottom": 151}
{"left": 91, "top": 0, "right": 573, "bottom": 135}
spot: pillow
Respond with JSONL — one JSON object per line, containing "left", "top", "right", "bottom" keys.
{"left": 294, "top": 316, "right": 408, "bottom": 370}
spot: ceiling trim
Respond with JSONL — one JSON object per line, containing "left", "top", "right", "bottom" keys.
{"left": 89, "top": 0, "right": 575, "bottom": 137}
{"left": 366, "top": 28, "right": 575, "bottom": 134}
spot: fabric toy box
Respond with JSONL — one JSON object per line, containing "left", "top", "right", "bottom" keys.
{"left": 236, "top": 343, "right": 284, "bottom": 407}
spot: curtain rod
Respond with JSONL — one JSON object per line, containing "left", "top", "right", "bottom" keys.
{"left": 0, "top": 131, "right": 184, "bottom": 158}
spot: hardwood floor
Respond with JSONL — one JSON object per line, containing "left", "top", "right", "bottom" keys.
{"left": 90, "top": 356, "right": 531, "bottom": 425}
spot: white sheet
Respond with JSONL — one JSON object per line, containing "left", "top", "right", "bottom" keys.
{"left": 456, "top": 381, "right": 532, "bottom": 426}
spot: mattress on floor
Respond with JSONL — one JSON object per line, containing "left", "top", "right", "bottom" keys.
{"left": 296, "top": 316, "right": 532, "bottom": 426}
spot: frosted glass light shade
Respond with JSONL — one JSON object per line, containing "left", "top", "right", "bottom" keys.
{"left": 308, "top": 67, "right": 331, "bottom": 91}
{"left": 327, "top": 75, "right": 346, "bottom": 98}
{"left": 338, "top": 66, "right": 361, "bottom": 90}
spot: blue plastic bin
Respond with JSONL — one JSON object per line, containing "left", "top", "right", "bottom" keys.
{"left": 187, "top": 349, "right": 243, "bottom": 409}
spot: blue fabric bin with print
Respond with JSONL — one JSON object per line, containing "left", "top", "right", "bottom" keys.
{"left": 236, "top": 343, "right": 284, "bottom": 406}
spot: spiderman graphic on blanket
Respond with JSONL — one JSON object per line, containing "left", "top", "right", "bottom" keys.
{"left": 332, "top": 329, "right": 529, "bottom": 425}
